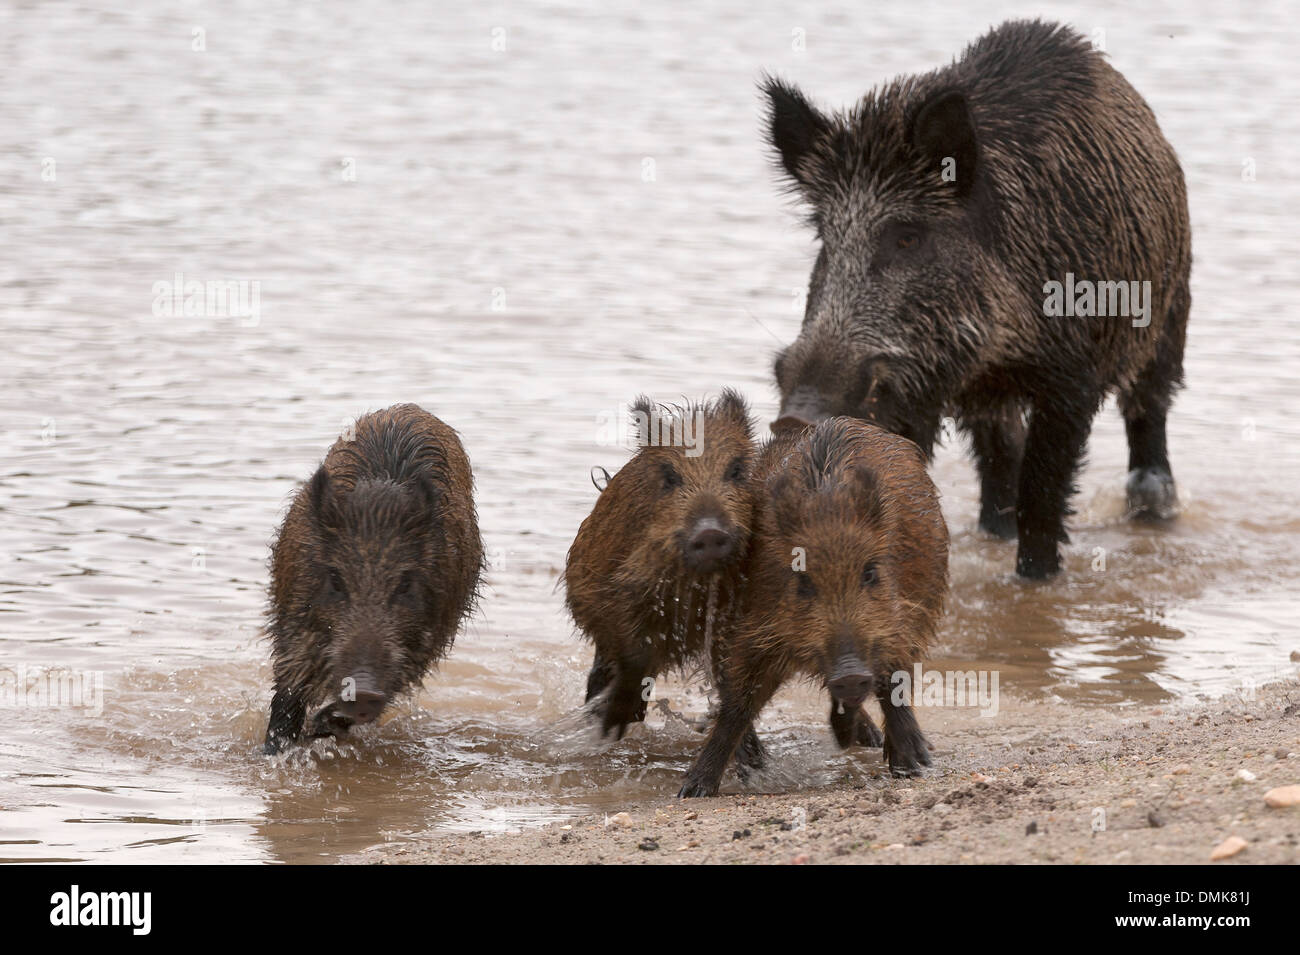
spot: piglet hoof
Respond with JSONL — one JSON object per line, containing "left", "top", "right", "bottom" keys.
{"left": 308, "top": 706, "right": 353, "bottom": 741}
{"left": 884, "top": 731, "right": 931, "bottom": 777}
{"left": 735, "top": 729, "right": 766, "bottom": 777}
{"left": 1126, "top": 467, "right": 1177, "bottom": 521}
{"left": 856, "top": 711, "right": 885, "bottom": 748}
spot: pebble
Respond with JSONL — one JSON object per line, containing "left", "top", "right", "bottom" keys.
{"left": 1120, "top": 798, "right": 1137, "bottom": 808}
{"left": 1289, "top": 650, "right": 1300, "bottom": 662}
{"left": 607, "top": 812, "right": 633, "bottom": 828}
{"left": 1209, "top": 835, "right": 1247, "bottom": 861}
{"left": 790, "top": 854, "right": 811, "bottom": 865}
{"left": 1171, "top": 764, "right": 1192, "bottom": 775}
{"left": 1263, "top": 785, "right": 1300, "bottom": 808}
{"left": 1235, "top": 769, "right": 1257, "bottom": 782}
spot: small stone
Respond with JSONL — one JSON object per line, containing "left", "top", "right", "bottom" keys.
{"left": 1289, "top": 650, "right": 1300, "bottom": 662}
{"left": 638, "top": 837, "right": 659, "bottom": 851}
{"left": 790, "top": 854, "right": 811, "bottom": 865}
{"left": 1120, "top": 798, "right": 1137, "bottom": 808}
{"left": 1209, "top": 835, "right": 1247, "bottom": 860}
{"left": 1025, "top": 821, "right": 1038, "bottom": 835}
{"left": 1171, "top": 764, "right": 1191, "bottom": 775}
{"left": 1147, "top": 812, "right": 1165, "bottom": 828}
{"left": 885, "top": 843, "right": 905, "bottom": 851}
{"left": 934, "top": 802, "right": 953, "bottom": 815}
{"left": 1263, "top": 785, "right": 1300, "bottom": 808}
{"left": 684, "top": 811, "right": 698, "bottom": 820}
{"left": 1235, "top": 769, "right": 1257, "bottom": 782}
{"left": 607, "top": 812, "right": 633, "bottom": 829}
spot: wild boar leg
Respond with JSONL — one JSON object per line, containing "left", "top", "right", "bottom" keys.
{"left": 1120, "top": 320, "right": 1184, "bottom": 520}
{"left": 1014, "top": 392, "right": 1096, "bottom": 578}
{"left": 966, "top": 410, "right": 1023, "bottom": 539}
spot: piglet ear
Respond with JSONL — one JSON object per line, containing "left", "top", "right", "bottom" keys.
{"left": 715, "top": 387, "right": 754, "bottom": 441}
{"left": 307, "top": 465, "right": 338, "bottom": 529}
{"left": 409, "top": 472, "right": 441, "bottom": 515}
{"left": 629, "top": 395, "right": 656, "bottom": 448}
{"left": 767, "top": 471, "right": 803, "bottom": 540}
{"left": 910, "top": 89, "right": 978, "bottom": 197}
{"left": 847, "top": 466, "right": 887, "bottom": 526}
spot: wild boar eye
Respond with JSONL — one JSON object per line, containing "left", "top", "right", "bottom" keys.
{"left": 724, "top": 456, "right": 747, "bottom": 484}
{"left": 662, "top": 466, "right": 683, "bottom": 491}
{"left": 796, "top": 572, "right": 816, "bottom": 599}
{"left": 862, "top": 562, "right": 879, "bottom": 587}
{"left": 326, "top": 569, "right": 347, "bottom": 599}
{"left": 896, "top": 232, "right": 919, "bottom": 250}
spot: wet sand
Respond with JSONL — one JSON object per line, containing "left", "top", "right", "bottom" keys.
{"left": 353, "top": 679, "right": 1300, "bottom": 864}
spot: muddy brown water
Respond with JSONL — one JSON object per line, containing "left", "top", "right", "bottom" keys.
{"left": 1, "top": 2, "right": 1298, "bottom": 862}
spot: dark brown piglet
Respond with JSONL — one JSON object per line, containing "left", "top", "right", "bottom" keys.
{"left": 263, "top": 404, "right": 483, "bottom": 754}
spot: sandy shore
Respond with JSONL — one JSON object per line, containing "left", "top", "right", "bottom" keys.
{"left": 352, "top": 679, "right": 1300, "bottom": 865}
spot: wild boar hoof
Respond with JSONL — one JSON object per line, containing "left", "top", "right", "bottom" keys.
{"left": 1126, "top": 467, "right": 1177, "bottom": 521}
{"left": 678, "top": 776, "right": 719, "bottom": 799}
{"left": 1015, "top": 540, "right": 1061, "bottom": 579}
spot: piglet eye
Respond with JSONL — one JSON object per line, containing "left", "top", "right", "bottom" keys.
{"left": 662, "top": 466, "right": 683, "bottom": 491}
{"left": 391, "top": 571, "right": 414, "bottom": 603}
{"left": 724, "top": 456, "right": 747, "bottom": 484}
{"left": 897, "top": 233, "right": 919, "bottom": 250}
{"left": 796, "top": 572, "right": 816, "bottom": 599}
{"left": 327, "top": 569, "right": 347, "bottom": 599}
{"left": 862, "top": 562, "right": 879, "bottom": 587}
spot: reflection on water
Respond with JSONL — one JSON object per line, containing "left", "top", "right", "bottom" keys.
{"left": 1, "top": 0, "right": 1298, "bottom": 861}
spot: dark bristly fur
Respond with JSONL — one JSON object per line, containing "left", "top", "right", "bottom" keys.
{"left": 263, "top": 404, "right": 483, "bottom": 754}
{"left": 679, "top": 417, "right": 948, "bottom": 797}
{"left": 765, "top": 19, "right": 1191, "bottom": 578}
{"left": 564, "top": 390, "right": 764, "bottom": 764}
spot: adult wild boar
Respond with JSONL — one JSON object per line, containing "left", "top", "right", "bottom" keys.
{"left": 765, "top": 19, "right": 1191, "bottom": 578}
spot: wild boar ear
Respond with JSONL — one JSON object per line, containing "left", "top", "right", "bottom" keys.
{"left": 716, "top": 388, "right": 754, "bottom": 441}
{"left": 629, "top": 395, "right": 656, "bottom": 447}
{"left": 762, "top": 76, "right": 830, "bottom": 188}
{"left": 910, "top": 89, "right": 977, "bottom": 198}
{"left": 307, "top": 466, "right": 339, "bottom": 529}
